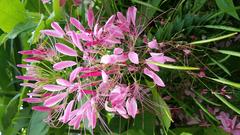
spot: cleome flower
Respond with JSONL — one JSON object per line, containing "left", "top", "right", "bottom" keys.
{"left": 17, "top": 6, "right": 175, "bottom": 131}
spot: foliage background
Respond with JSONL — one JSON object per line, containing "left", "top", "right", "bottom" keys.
{"left": 0, "top": 0, "right": 240, "bottom": 134}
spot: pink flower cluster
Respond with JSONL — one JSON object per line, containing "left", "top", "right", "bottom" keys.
{"left": 17, "top": 7, "right": 175, "bottom": 129}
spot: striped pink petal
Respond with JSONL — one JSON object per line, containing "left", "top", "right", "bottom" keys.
{"left": 101, "top": 70, "right": 108, "bottom": 83}
{"left": 55, "top": 43, "right": 78, "bottom": 56}
{"left": 51, "top": 22, "right": 65, "bottom": 36}
{"left": 44, "top": 92, "right": 67, "bottom": 107}
{"left": 143, "top": 68, "right": 165, "bottom": 87}
{"left": 70, "top": 17, "right": 85, "bottom": 31}
{"left": 72, "top": 32, "right": 83, "bottom": 51}
{"left": 127, "top": 6, "right": 137, "bottom": 26}
{"left": 61, "top": 100, "right": 74, "bottom": 123}
{"left": 128, "top": 51, "right": 139, "bottom": 64}
{"left": 148, "top": 39, "right": 158, "bottom": 49}
{"left": 41, "top": 30, "right": 63, "bottom": 38}
{"left": 87, "top": 8, "right": 95, "bottom": 29}
{"left": 104, "top": 15, "right": 115, "bottom": 29}
{"left": 23, "top": 98, "right": 42, "bottom": 103}
{"left": 114, "top": 48, "right": 123, "bottom": 55}
{"left": 43, "top": 84, "right": 66, "bottom": 91}
{"left": 53, "top": 61, "right": 77, "bottom": 71}
{"left": 126, "top": 97, "right": 138, "bottom": 118}
{"left": 69, "top": 67, "right": 82, "bottom": 82}
{"left": 32, "top": 106, "right": 51, "bottom": 112}
{"left": 56, "top": 78, "right": 72, "bottom": 87}
{"left": 16, "top": 76, "right": 39, "bottom": 81}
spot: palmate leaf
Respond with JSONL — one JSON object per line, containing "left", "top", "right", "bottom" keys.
{"left": 0, "top": 0, "right": 27, "bottom": 32}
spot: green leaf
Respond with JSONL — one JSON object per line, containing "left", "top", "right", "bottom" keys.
{"left": 8, "top": 21, "right": 36, "bottom": 39}
{"left": 28, "top": 111, "right": 49, "bottom": 135}
{"left": 208, "top": 77, "right": 240, "bottom": 88}
{"left": 213, "top": 92, "right": 240, "bottom": 115}
{"left": 216, "top": 0, "right": 239, "bottom": 20}
{"left": 190, "top": 32, "right": 237, "bottom": 45}
{"left": 0, "top": 0, "right": 27, "bottom": 32}
{"left": 148, "top": 61, "right": 200, "bottom": 70}
{"left": 170, "top": 126, "right": 228, "bottom": 135}
{"left": 146, "top": 81, "right": 172, "bottom": 132}
{"left": 205, "top": 25, "right": 240, "bottom": 32}
{"left": 218, "top": 50, "right": 240, "bottom": 57}
{"left": 133, "top": 111, "right": 155, "bottom": 135}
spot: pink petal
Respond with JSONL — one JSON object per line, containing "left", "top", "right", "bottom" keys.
{"left": 114, "top": 48, "right": 123, "bottom": 55}
{"left": 16, "top": 76, "right": 39, "bottom": 81}
{"left": 148, "top": 39, "right": 158, "bottom": 49}
{"left": 55, "top": 43, "right": 78, "bottom": 56}
{"left": 117, "top": 12, "right": 127, "bottom": 23}
{"left": 127, "top": 6, "right": 137, "bottom": 26}
{"left": 72, "top": 32, "right": 83, "bottom": 51}
{"left": 56, "top": 79, "right": 71, "bottom": 87}
{"left": 44, "top": 92, "right": 67, "bottom": 107}
{"left": 43, "top": 84, "right": 66, "bottom": 91}
{"left": 101, "top": 70, "right": 108, "bottom": 83}
{"left": 20, "top": 83, "right": 36, "bottom": 88}
{"left": 87, "top": 8, "right": 95, "bottom": 29}
{"left": 143, "top": 68, "right": 165, "bottom": 87}
{"left": 51, "top": 22, "right": 65, "bottom": 36}
{"left": 100, "top": 55, "right": 114, "bottom": 64}
{"left": 53, "top": 61, "right": 77, "bottom": 71}
{"left": 128, "top": 51, "right": 139, "bottom": 64}
{"left": 41, "top": 30, "right": 64, "bottom": 38}
{"left": 69, "top": 67, "right": 82, "bottom": 82}
{"left": 17, "top": 64, "right": 31, "bottom": 68}
{"left": 87, "top": 108, "right": 97, "bottom": 128}
{"left": 126, "top": 97, "right": 138, "bottom": 118}
{"left": 70, "top": 17, "right": 85, "bottom": 31}
{"left": 23, "top": 57, "right": 42, "bottom": 62}
{"left": 32, "top": 106, "right": 51, "bottom": 112}
{"left": 18, "top": 49, "right": 45, "bottom": 55}
{"left": 41, "top": 0, "right": 50, "bottom": 4}
{"left": 23, "top": 98, "right": 42, "bottom": 103}
{"left": 104, "top": 15, "right": 115, "bottom": 29}
{"left": 61, "top": 100, "right": 74, "bottom": 123}
{"left": 80, "top": 71, "right": 102, "bottom": 78}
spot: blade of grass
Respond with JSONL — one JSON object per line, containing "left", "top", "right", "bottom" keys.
{"left": 209, "top": 56, "right": 231, "bottom": 76}
{"left": 204, "top": 25, "right": 240, "bottom": 32}
{"left": 131, "top": 0, "right": 163, "bottom": 12}
{"left": 213, "top": 92, "right": 240, "bottom": 114}
{"left": 207, "top": 77, "right": 240, "bottom": 88}
{"left": 193, "top": 98, "right": 219, "bottom": 123}
{"left": 193, "top": 91, "right": 221, "bottom": 106}
{"left": 190, "top": 32, "right": 237, "bottom": 45}
{"left": 148, "top": 61, "right": 200, "bottom": 70}
{"left": 218, "top": 50, "right": 240, "bottom": 57}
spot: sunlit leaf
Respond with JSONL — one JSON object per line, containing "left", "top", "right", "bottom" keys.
{"left": 148, "top": 61, "right": 200, "bottom": 70}
{"left": 205, "top": 25, "right": 240, "bottom": 32}
{"left": 0, "top": 0, "right": 27, "bottom": 32}
{"left": 208, "top": 77, "right": 240, "bottom": 88}
{"left": 218, "top": 50, "right": 240, "bottom": 57}
{"left": 190, "top": 32, "right": 237, "bottom": 45}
